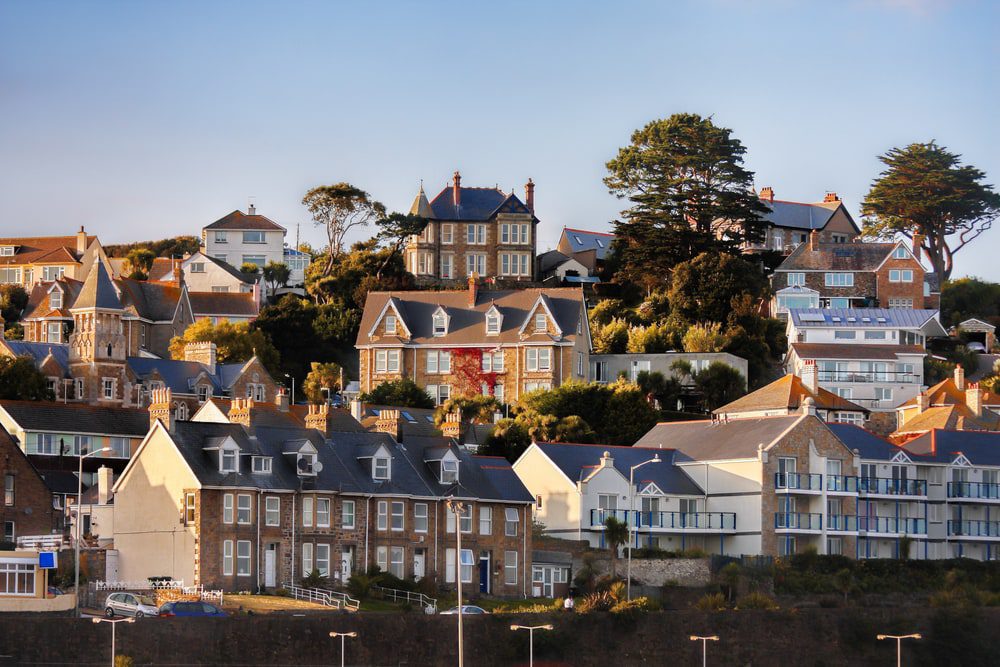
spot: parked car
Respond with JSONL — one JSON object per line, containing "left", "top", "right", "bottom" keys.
{"left": 158, "top": 601, "right": 228, "bottom": 617}
{"left": 440, "top": 605, "right": 488, "bottom": 615}
{"left": 967, "top": 341, "right": 987, "bottom": 352}
{"left": 104, "top": 592, "right": 160, "bottom": 618}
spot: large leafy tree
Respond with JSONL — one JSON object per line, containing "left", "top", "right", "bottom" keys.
{"left": 0, "top": 356, "right": 54, "bottom": 400}
{"left": 605, "top": 113, "right": 769, "bottom": 290}
{"left": 302, "top": 183, "right": 386, "bottom": 273}
{"left": 375, "top": 212, "right": 427, "bottom": 279}
{"left": 0, "top": 284, "right": 29, "bottom": 323}
{"left": 262, "top": 262, "right": 291, "bottom": 293}
{"left": 359, "top": 378, "right": 434, "bottom": 409}
{"left": 667, "top": 252, "right": 770, "bottom": 324}
{"left": 169, "top": 319, "right": 280, "bottom": 375}
{"left": 861, "top": 142, "right": 1000, "bottom": 282}
{"left": 302, "top": 362, "right": 345, "bottom": 403}
{"left": 125, "top": 248, "right": 155, "bottom": 280}
{"left": 940, "top": 278, "right": 1000, "bottom": 327}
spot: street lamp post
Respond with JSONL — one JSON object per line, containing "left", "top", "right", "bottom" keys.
{"left": 447, "top": 498, "right": 466, "bottom": 667}
{"left": 92, "top": 617, "right": 134, "bottom": 667}
{"left": 75, "top": 447, "right": 112, "bottom": 616}
{"left": 877, "top": 633, "right": 922, "bottom": 667}
{"left": 329, "top": 631, "right": 357, "bottom": 667}
{"left": 627, "top": 454, "right": 661, "bottom": 601}
{"left": 284, "top": 374, "right": 295, "bottom": 404}
{"left": 510, "top": 624, "right": 553, "bottom": 667}
{"left": 689, "top": 635, "right": 719, "bottom": 667}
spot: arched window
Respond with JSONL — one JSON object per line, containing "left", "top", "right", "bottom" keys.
{"left": 174, "top": 402, "right": 189, "bottom": 421}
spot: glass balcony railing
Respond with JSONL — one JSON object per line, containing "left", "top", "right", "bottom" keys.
{"left": 589, "top": 509, "right": 736, "bottom": 531}
{"left": 817, "top": 371, "right": 919, "bottom": 384}
{"left": 858, "top": 477, "right": 927, "bottom": 496}
{"left": 826, "top": 475, "right": 859, "bottom": 493}
{"left": 827, "top": 515, "right": 859, "bottom": 531}
{"left": 775, "top": 472, "right": 823, "bottom": 491}
{"left": 775, "top": 512, "right": 822, "bottom": 530}
{"left": 857, "top": 516, "right": 927, "bottom": 534}
{"left": 948, "top": 520, "right": 1000, "bottom": 538}
{"left": 947, "top": 482, "right": 1000, "bottom": 500}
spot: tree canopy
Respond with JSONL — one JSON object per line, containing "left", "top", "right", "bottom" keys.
{"left": 667, "top": 252, "right": 769, "bottom": 324}
{"left": 0, "top": 356, "right": 54, "bottom": 400}
{"left": 359, "top": 378, "right": 434, "bottom": 409}
{"left": 302, "top": 183, "right": 386, "bottom": 273}
{"left": 104, "top": 236, "right": 201, "bottom": 258}
{"left": 262, "top": 262, "right": 291, "bottom": 293}
{"left": 169, "top": 319, "right": 280, "bottom": 375}
{"left": 940, "top": 277, "right": 1000, "bottom": 328}
{"left": 302, "top": 362, "right": 345, "bottom": 403}
{"left": 375, "top": 212, "right": 427, "bottom": 279}
{"left": 0, "top": 284, "right": 29, "bottom": 323}
{"left": 861, "top": 142, "right": 1000, "bottom": 282}
{"left": 125, "top": 248, "right": 155, "bottom": 280}
{"left": 605, "top": 113, "right": 769, "bottom": 291}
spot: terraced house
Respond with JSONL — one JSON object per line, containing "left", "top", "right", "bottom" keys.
{"left": 403, "top": 172, "right": 538, "bottom": 282}
{"left": 357, "top": 280, "right": 590, "bottom": 404}
{"left": 0, "top": 227, "right": 106, "bottom": 289}
{"left": 113, "top": 392, "right": 534, "bottom": 595}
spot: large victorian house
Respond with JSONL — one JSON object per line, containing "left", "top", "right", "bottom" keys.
{"left": 356, "top": 279, "right": 590, "bottom": 405}
{"left": 403, "top": 172, "right": 539, "bottom": 283}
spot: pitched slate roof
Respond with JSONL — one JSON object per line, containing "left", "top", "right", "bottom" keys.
{"left": 427, "top": 187, "right": 531, "bottom": 221}
{"left": 474, "top": 456, "right": 532, "bottom": 502}
{"left": 534, "top": 442, "right": 703, "bottom": 495}
{"left": 826, "top": 423, "right": 902, "bottom": 460}
{"left": 21, "top": 279, "right": 84, "bottom": 320}
{"left": 776, "top": 242, "right": 896, "bottom": 272}
{"left": 714, "top": 374, "right": 866, "bottom": 416}
{"left": 1, "top": 341, "right": 70, "bottom": 375}
{"left": 790, "top": 343, "right": 927, "bottom": 360}
{"left": 39, "top": 469, "right": 84, "bottom": 495}
{"left": 357, "top": 287, "right": 586, "bottom": 347}
{"left": 116, "top": 280, "right": 184, "bottom": 321}
{"left": 538, "top": 250, "right": 572, "bottom": 274}
{"left": 902, "top": 429, "right": 1000, "bottom": 466}
{"left": 0, "top": 400, "right": 150, "bottom": 436}
{"left": 23, "top": 275, "right": 185, "bottom": 323}
{"left": 560, "top": 228, "right": 615, "bottom": 261}
{"left": 760, "top": 199, "right": 850, "bottom": 231}
{"left": 0, "top": 234, "right": 95, "bottom": 267}
{"left": 204, "top": 398, "right": 365, "bottom": 433}
{"left": 127, "top": 357, "right": 253, "bottom": 395}
{"left": 189, "top": 292, "right": 258, "bottom": 318}
{"left": 893, "top": 404, "right": 1000, "bottom": 436}
{"left": 204, "top": 210, "right": 286, "bottom": 232}
{"left": 359, "top": 405, "right": 442, "bottom": 437}
{"left": 633, "top": 416, "right": 803, "bottom": 461}
{"left": 74, "top": 261, "right": 122, "bottom": 310}
{"left": 789, "top": 308, "right": 943, "bottom": 330}
{"left": 898, "top": 376, "right": 1000, "bottom": 410}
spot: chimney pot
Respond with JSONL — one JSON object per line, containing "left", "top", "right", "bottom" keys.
{"left": 823, "top": 192, "right": 840, "bottom": 203}
{"left": 916, "top": 393, "right": 929, "bottom": 413}
{"left": 967, "top": 382, "right": 983, "bottom": 417}
{"left": 453, "top": 171, "right": 462, "bottom": 208}
{"left": 760, "top": 186, "right": 775, "bottom": 203}
{"left": 525, "top": 178, "right": 535, "bottom": 213}
{"left": 306, "top": 402, "right": 331, "bottom": 436}
{"left": 801, "top": 359, "right": 819, "bottom": 394}
{"left": 954, "top": 365, "right": 966, "bottom": 391}
{"left": 97, "top": 466, "right": 113, "bottom": 506}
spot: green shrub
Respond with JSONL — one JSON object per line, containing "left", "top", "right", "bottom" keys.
{"left": 577, "top": 590, "right": 616, "bottom": 613}
{"left": 736, "top": 591, "right": 779, "bottom": 610}
{"left": 273, "top": 588, "right": 291, "bottom": 598}
{"left": 300, "top": 569, "right": 328, "bottom": 589}
{"left": 693, "top": 592, "right": 727, "bottom": 611}
{"left": 115, "top": 657, "right": 134, "bottom": 667}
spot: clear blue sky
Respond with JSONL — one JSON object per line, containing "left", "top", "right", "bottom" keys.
{"left": 2, "top": 0, "right": 998, "bottom": 279}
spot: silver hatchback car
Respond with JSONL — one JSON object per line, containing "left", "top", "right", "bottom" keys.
{"left": 104, "top": 592, "right": 160, "bottom": 618}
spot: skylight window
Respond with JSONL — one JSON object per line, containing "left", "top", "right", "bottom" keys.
{"left": 401, "top": 411, "right": 416, "bottom": 423}
{"left": 596, "top": 239, "right": 604, "bottom": 248}
{"left": 574, "top": 235, "right": 583, "bottom": 245}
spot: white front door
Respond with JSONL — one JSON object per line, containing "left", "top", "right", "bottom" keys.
{"left": 341, "top": 546, "right": 354, "bottom": 581}
{"left": 413, "top": 550, "right": 426, "bottom": 580}
{"left": 264, "top": 546, "right": 276, "bottom": 588}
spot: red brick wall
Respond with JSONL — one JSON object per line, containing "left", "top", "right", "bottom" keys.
{"left": 1, "top": 440, "right": 61, "bottom": 542}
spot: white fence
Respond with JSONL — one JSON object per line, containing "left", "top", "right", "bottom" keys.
{"left": 284, "top": 584, "right": 359, "bottom": 612}
{"left": 16, "top": 534, "right": 69, "bottom": 550}
{"left": 94, "top": 581, "right": 223, "bottom": 604}
{"left": 370, "top": 585, "right": 436, "bottom": 612}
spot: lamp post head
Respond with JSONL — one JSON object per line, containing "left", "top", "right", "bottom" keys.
{"left": 92, "top": 618, "right": 101, "bottom": 625}
{"left": 510, "top": 625, "right": 519, "bottom": 631}
{"left": 652, "top": 455, "right": 661, "bottom": 463}
{"left": 541, "top": 624, "right": 554, "bottom": 631}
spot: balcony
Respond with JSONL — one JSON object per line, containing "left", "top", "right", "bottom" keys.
{"left": 858, "top": 516, "right": 927, "bottom": 535}
{"left": 775, "top": 472, "right": 823, "bottom": 493}
{"left": 947, "top": 482, "right": 1000, "bottom": 502}
{"left": 858, "top": 477, "right": 927, "bottom": 497}
{"left": 948, "top": 520, "right": 1000, "bottom": 539}
{"left": 827, "top": 514, "right": 859, "bottom": 532}
{"left": 589, "top": 509, "right": 736, "bottom": 533}
{"left": 817, "top": 371, "right": 920, "bottom": 384}
{"left": 775, "top": 512, "right": 822, "bottom": 531}
{"left": 827, "top": 475, "right": 859, "bottom": 493}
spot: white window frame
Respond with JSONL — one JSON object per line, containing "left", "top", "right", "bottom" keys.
{"left": 222, "top": 540, "right": 233, "bottom": 576}
{"left": 316, "top": 498, "right": 331, "bottom": 528}
{"left": 787, "top": 272, "right": 806, "bottom": 286}
{"left": 302, "top": 543, "right": 314, "bottom": 575}
{"left": 391, "top": 501, "right": 405, "bottom": 531}
{"left": 441, "top": 459, "right": 459, "bottom": 484}
{"left": 264, "top": 496, "right": 280, "bottom": 526}
{"left": 414, "top": 503, "right": 428, "bottom": 533}
{"left": 236, "top": 540, "right": 251, "bottom": 577}
{"left": 223, "top": 494, "right": 234, "bottom": 524}
{"left": 236, "top": 494, "right": 252, "bottom": 525}
{"left": 302, "top": 497, "right": 314, "bottom": 528}
{"left": 385, "top": 315, "right": 397, "bottom": 335}
{"left": 505, "top": 507, "right": 519, "bottom": 536}
{"left": 377, "top": 500, "right": 388, "bottom": 531}
{"left": 825, "top": 272, "right": 854, "bottom": 287}
{"left": 316, "top": 544, "right": 330, "bottom": 577}
{"left": 479, "top": 506, "right": 492, "bottom": 535}
{"left": 374, "top": 456, "right": 390, "bottom": 480}
{"left": 342, "top": 500, "right": 356, "bottom": 529}
{"left": 504, "top": 550, "right": 518, "bottom": 585}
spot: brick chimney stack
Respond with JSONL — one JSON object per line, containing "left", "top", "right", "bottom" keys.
{"left": 275, "top": 388, "right": 289, "bottom": 412}
{"left": 809, "top": 229, "right": 820, "bottom": 251}
{"left": 823, "top": 192, "right": 840, "bottom": 203}
{"left": 148, "top": 387, "right": 174, "bottom": 432}
{"left": 468, "top": 274, "right": 478, "bottom": 307}
{"left": 759, "top": 187, "right": 775, "bottom": 203}
{"left": 801, "top": 360, "right": 819, "bottom": 394}
{"left": 452, "top": 171, "right": 462, "bottom": 208}
{"left": 97, "top": 466, "right": 113, "bottom": 506}
{"left": 966, "top": 383, "right": 983, "bottom": 417}
{"left": 917, "top": 393, "right": 929, "bottom": 413}
{"left": 184, "top": 342, "right": 217, "bottom": 375}
{"left": 954, "top": 365, "right": 966, "bottom": 391}
{"left": 441, "top": 412, "right": 462, "bottom": 439}
{"left": 173, "top": 261, "right": 184, "bottom": 287}
{"left": 77, "top": 226, "right": 88, "bottom": 254}
{"left": 375, "top": 408, "right": 403, "bottom": 442}
{"left": 228, "top": 398, "right": 255, "bottom": 430}
{"left": 305, "top": 403, "right": 330, "bottom": 435}
{"left": 911, "top": 232, "right": 924, "bottom": 263}
{"left": 525, "top": 178, "right": 535, "bottom": 213}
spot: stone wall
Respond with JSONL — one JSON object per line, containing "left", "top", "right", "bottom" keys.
{"left": 626, "top": 557, "right": 711, "bottom": 587}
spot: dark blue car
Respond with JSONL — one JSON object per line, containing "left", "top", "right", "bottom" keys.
{"left": 158, "top": 601, "right": 228, "bottom": 618}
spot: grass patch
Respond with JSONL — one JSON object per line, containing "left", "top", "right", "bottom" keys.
{"left": 222, "top": 594, "right": 330, "bottom": 614}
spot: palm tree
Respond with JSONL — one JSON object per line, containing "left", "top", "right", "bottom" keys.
{"left": 603, "top": 515, "right": 629, "bottom": 578}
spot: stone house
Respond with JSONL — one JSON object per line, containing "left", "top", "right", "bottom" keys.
{"left": 713, "top": 373, "right": 868, "bottom": 425}
{"left": 356, "top": 279, "right": 590, "bottom": 404}
{"left": 554, "top": 228, "right": 615, "bottom": 276}
{"left": 0, "top": 227, "right": 107, "bottom": 289}
{"left": 403, "top": 172, "right": 538, "bottom": 282}
{"left": 113, "top": 393, "right": 533, "bottom": 595}
{"left": 772, "top": 236, "right": 938, "bottom": 316}
{"left": 741, "top": 188, "right": 861, "bottom": 254}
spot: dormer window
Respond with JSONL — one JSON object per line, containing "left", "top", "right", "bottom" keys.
{"left": 432, "top": 307, "right": 448, "bottom": 337}
{"left": 894, "top": 246, "right": 908, "bottom": 259}
{"left": 441, "top": 459, "right": 459, "bottom": 484}
{"left": 486, "top": 307, "right": 502, "bottom": 335}
{"left": 50, "top": 289, "right": 63, "bottom": 309}
{"left": 374, "top": 455, "right": 391, "bottom": 480}
{"left": 0, "top": 246, "right": 14, "bottom": 256}
{"left": 252, "top": 456, "right": 272, "bottom": 474}
{"left": 385, "top": 315, "right": 397, "bottom": 335}
{"left": 221, "top": 447, "right": 239, "bottom": 473}
{"left": 297, "top": 452, "right": 317, "bottom": 476}
{"left": 534, "top": 313, "right": 547, "bottom": 332}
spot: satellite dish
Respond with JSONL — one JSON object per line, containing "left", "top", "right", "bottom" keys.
{"left": 313, "top": 461, "right": 324, "bottom": 473}
{"left": 297, "top": 457, "right": 309, "bottom": 471}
